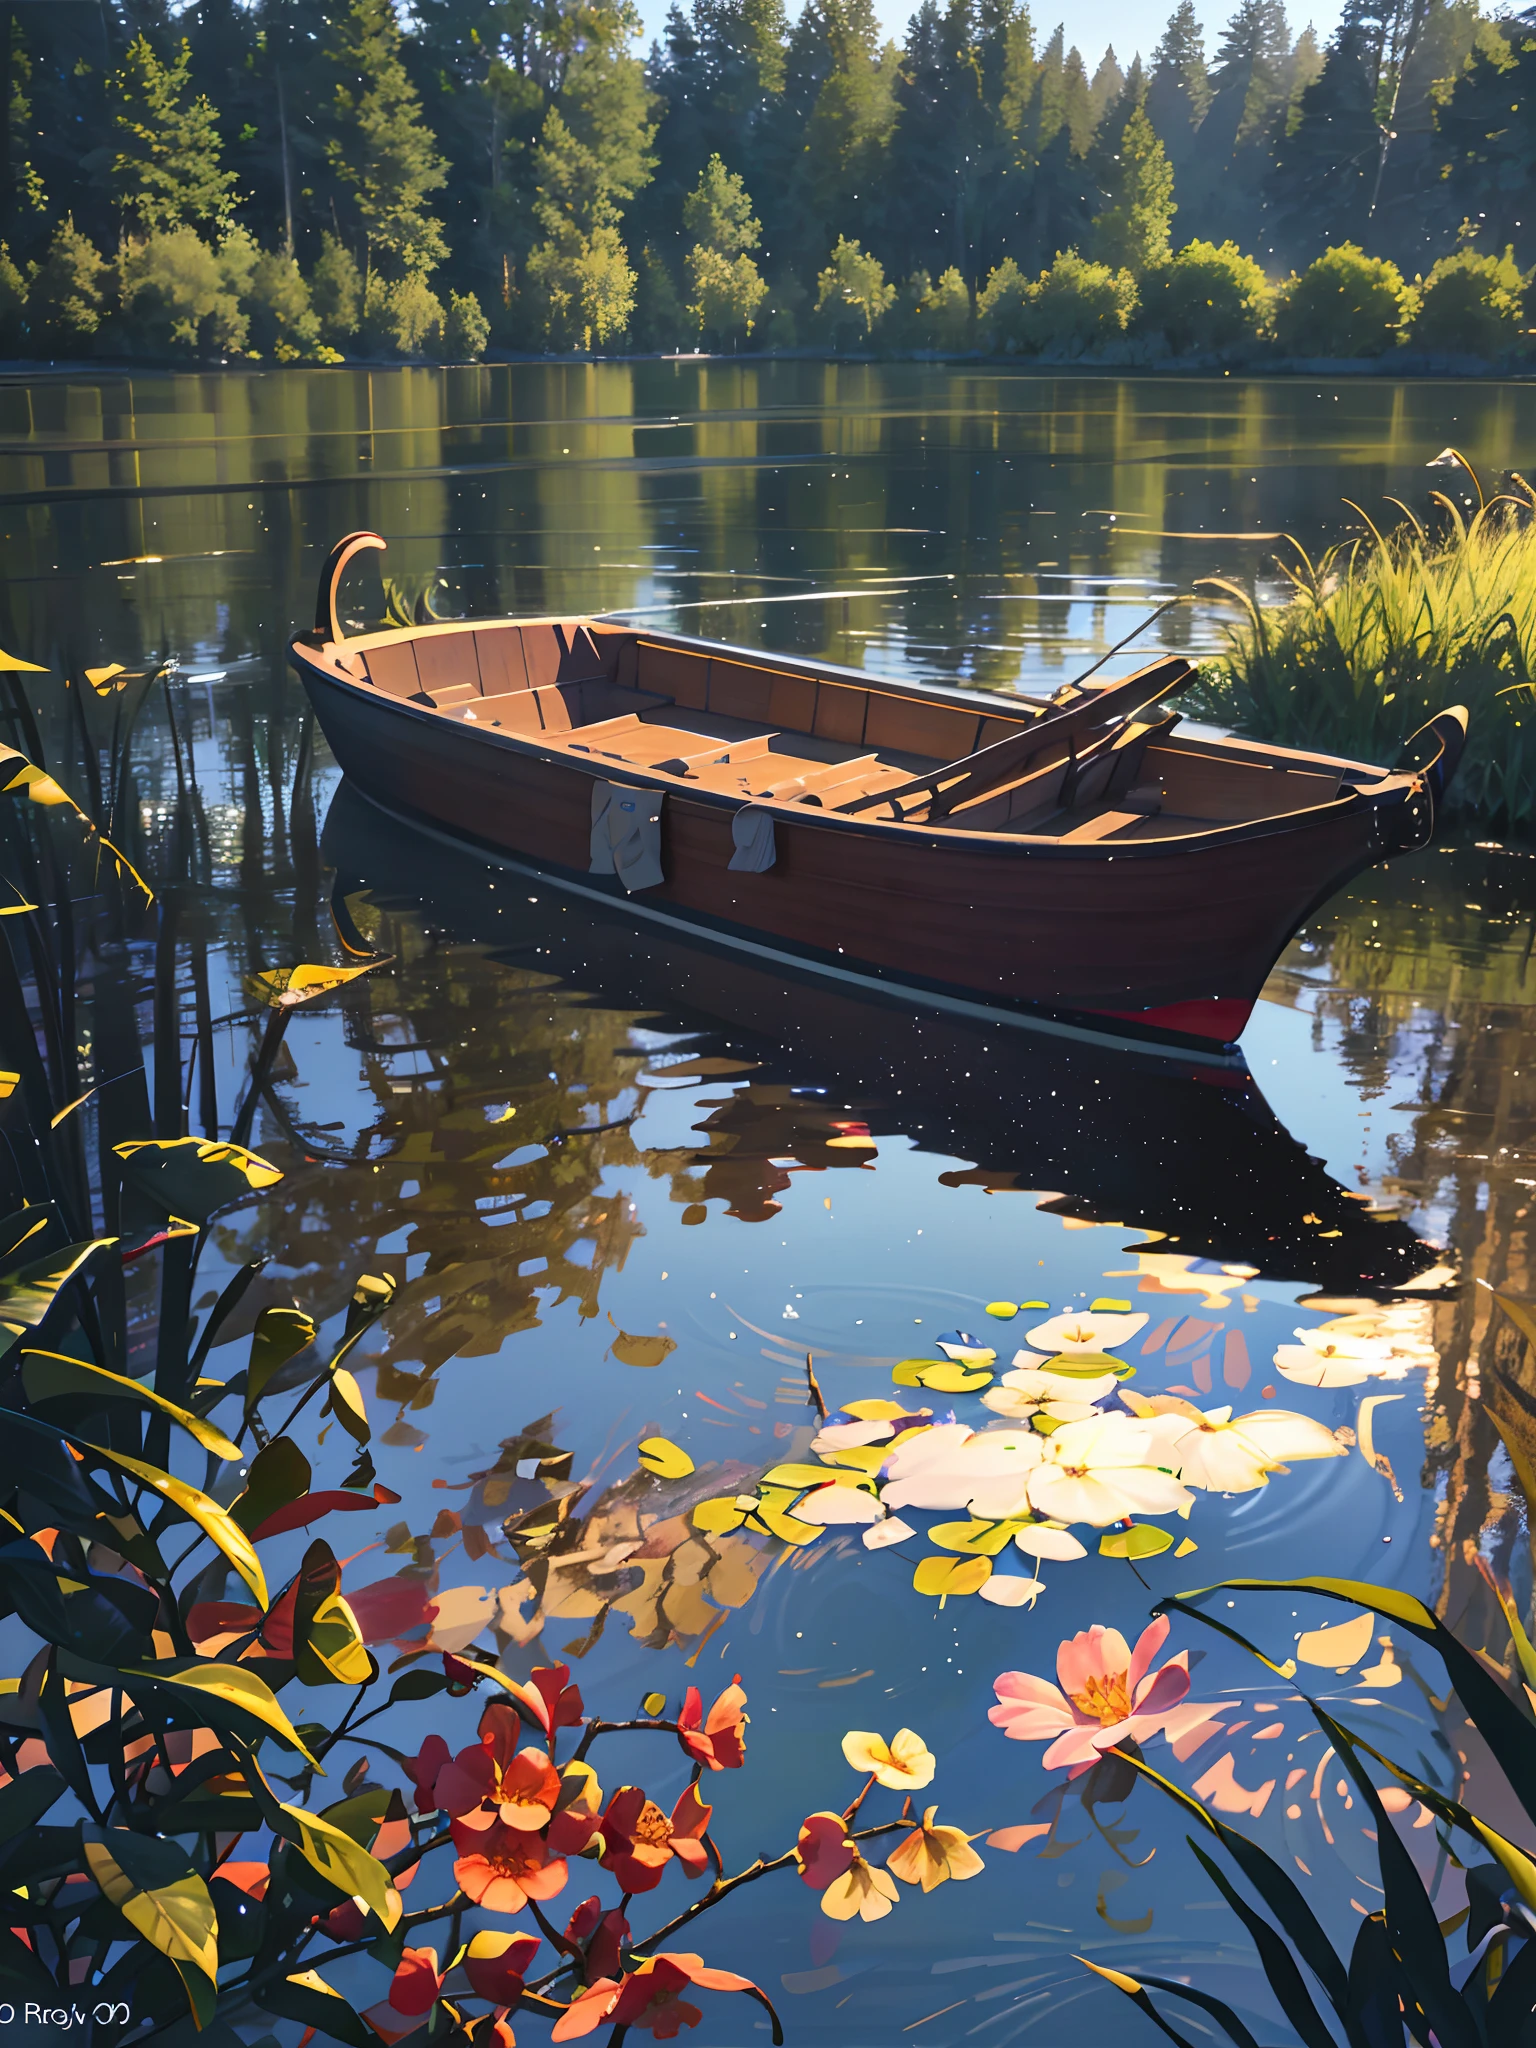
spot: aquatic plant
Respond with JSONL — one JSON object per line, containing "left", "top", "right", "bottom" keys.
{"left": 0, "top": 671, "right": 993, "bottom": 2041}
{"left": 1067, "top": 1573, "right": 1536, "bottom": 2048}
{"left": 1198, "top": 470, "right": 1536, "bottom": 827}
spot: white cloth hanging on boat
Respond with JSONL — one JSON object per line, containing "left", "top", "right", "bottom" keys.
{"left": 728, "top": 806, "right": 777, "bottom": 872}
{"left": 590, "top": 780, "right": 665, "bottom": 892}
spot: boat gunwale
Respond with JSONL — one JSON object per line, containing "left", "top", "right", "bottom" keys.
{"left": 307, "top": 612, "right": 1394, "bottom": 785}
{"left": 289, "top": 627, "right": 1421, "bottom": 861}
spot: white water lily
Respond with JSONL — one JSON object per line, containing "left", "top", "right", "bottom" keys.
{"left": 1153, "top": 1401, "right": 1347, "bottom": 1491}
{"left": 811, "top": 1416, "right": 897, "bottom": 1453}
{"left": 796, "top": 1483, "right": 887, "bottom": 1525}
{"left": 1025, "top": 1311, "right": 1148, "bottom": 1356}
{"left": 1024, "top": 1413, "right": 1192, "bottom": 1527}
{"left": 880, "top": 1424, "right": 1042, "bottom": 1515}
{"left": 863, "top": 1515, "right": 916, "bottom": 1551}
{"left": 983, "top": 1366, "right": 1119, "bottom": 1423}
{"left": 1011, "top": 1522, "right": 1088, "bottom": 1562}
{"left": 1273, "top": 1324, "right": 1401, "bottom": 1388}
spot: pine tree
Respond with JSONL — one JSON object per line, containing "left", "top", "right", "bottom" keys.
{"left": 1089, "top": 45, "right": 1126, "bottom": 124}
{"left": 1091, "top": 101, "right": 1175, "bottom": 270}
{"left": 802, "top": 0, "right": 900, "bottom": 253}
{"left": 324, "top": 0, "right": 448, "bottom": 281}
{"left": 1266, "top": 21, "right": 1380, "bottom": 258}
{"left": 1433, "top": 12, "right": 1536, "bottom": 265}
{"left": 524, "top": 46, "right": 658, "bottom": 349}
{"left": 1146, "top": 0, "right": 1211, "bottom": 150}
{"left": 1060, "top": 44, "right": 1097, "bottom": 151}
{"left": 109, "top": 34, "right": 240, "bottom": 237}
{"left": 886, "top": 0, "right": 1034, "bottom": 281}
{"left": 684, "top": 154, "right": 768, "bottom": 341}
{"left": 1209, "top": 0, "right": 1291, "bottom": 144}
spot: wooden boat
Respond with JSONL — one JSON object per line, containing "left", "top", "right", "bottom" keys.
{"left": 290, "top": 530, "right": 1468, "bottom": 1058}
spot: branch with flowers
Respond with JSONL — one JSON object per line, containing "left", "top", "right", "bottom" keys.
{"left": 335, "top": 1671, "right": 987, "bottom": 2044}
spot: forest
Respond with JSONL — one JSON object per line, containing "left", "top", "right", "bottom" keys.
{"left": 3, "top": 0, "right": 1532, "bottom": 364}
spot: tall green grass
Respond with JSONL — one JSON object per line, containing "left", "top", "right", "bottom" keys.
{"left": 1197, "top": 464, "right": 1536, "bottom": 827}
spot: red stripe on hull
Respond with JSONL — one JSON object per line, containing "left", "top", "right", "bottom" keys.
{"left": 1091, "top": 997, "right": 1256, "bottom": 1045}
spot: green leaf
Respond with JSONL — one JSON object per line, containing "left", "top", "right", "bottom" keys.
{"left": 1099, "top": 1525, "right": 1174, "bottom": 1560}
{"left": 131, "top": 1659, "right": 321, "bottom": 1768}
{"left": 0, "top": 1764, "right": 65, "bottom": 1834}
{"left": 92, "top": 1444, "right": 267, "bottom": 1606}
{"left": 253, "top": 1965, "right": 372, "bottom": 2047}
{"left": 1115, "top": 1750, "right": 1349, "bottom": 2017}
{"left": 82, "top": 1829, "right": 219, "bottom": 2030}
{"left": 242, "top": 1750, "right": 401, "bottom": 1931}
{"left": 0, "top": 1235, "right": 115, "bottom": 1360}
{"left": 0, "top": 1919, "right": 59, "bottom": 2001}
{"left": 1079, "top": 1957, "right": 1252, "bottom": 2048}
{"left": 245, "top": 1305, "right": 317, "bottom": 1411}
{"left": 114, "top": 1136, "right": 282, "bottom": 1225}
{"left": 323, "top": 1365, "right": 370, "bottom": 1446}
{"left": 229, "top": 1436, "right": 311, "bottom": 1537}
{"left": 1187, "top": 1839, "right": 1340, "bottom": 2048}
{"left": 292, "top": 1540, "right": 372, "bottom": 1688}
{"left": 21, "top": 1348, "right": 241, "bottom": 1461}
{"left": 1315, "top": 1709, "right": 1478, "bottom": 2048}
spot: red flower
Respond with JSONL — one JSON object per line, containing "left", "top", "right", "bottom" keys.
{"left": 565, "top": 1898, "right": 630, "bottom": 1983}
{"left": 551, "top": 1953, "right": 767, "bottom": 2041}
{"left": 452, "top": 1817, "right": 569, "bottom": 1916}
{"left": 598, "top": 1784, "right": 713, "bottom": 1894}
{"left": 389, "top": 1947, "right": 442, "bottom": 2016}
{"left": 435, "top": 1705, "right": 561, "bottom": 1833}
{"left": 676, "top": 1680, "right": 746, "bottom": 1771}
{"left": 492, "top": 1660, "right": 585, "bottom": 1740}
{"left": 795, "top": 1812, "right": 856, "bottom": 1891}
{"left": 404, "top": 1734, "right": 452, "bottom": 1815}
{"left": 462, "top": 1929, "right": 541, "bottom": 2005}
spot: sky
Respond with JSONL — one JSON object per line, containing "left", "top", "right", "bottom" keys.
{"left": 634, "top": 0, "right": 1347, "bottom": 72}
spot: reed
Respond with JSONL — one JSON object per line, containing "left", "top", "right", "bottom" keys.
{"left": 1197, "top": 464, "right": 1536, "bottom": 827}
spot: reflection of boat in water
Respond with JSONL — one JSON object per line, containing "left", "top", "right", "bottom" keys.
{"left": 322, "top": 778, "right": 1442, "bottom": 1297}
{"left": 292, "top": 533, "right": 1466, "bottom": 1055}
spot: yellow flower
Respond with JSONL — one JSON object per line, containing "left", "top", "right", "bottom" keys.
{"left": 886, "top": 1807, "right": 986, "bottom": 1892}
{"left": 841, "top": 1727, "right": 936, "bottom": 1790}
{"left": 820, "top": 1851, "right": 900, "bottom": 1922}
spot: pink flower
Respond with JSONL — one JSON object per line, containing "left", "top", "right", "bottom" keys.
{"left": 989, "top": 1615, "right": 1218, "bottom": 1777}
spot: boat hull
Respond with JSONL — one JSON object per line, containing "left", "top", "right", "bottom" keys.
{"left": 294, "top": 655, "right": 1398, "bottom": 1052}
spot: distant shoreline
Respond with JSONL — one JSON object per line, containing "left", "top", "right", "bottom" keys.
{"left": 0, "top": 350, "right": 1529, "bottom": 381}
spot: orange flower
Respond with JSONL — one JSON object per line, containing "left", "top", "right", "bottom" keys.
{"left": 676, "top": 1680, "right": 746, "bottom": 1771}
{"left": 435, "top": 1704, "right": 561, "bottom": 1833}
{"left": 551, "top": 1953, "right": 769, "bottom": 2041}
{"left": 599, "top": 1784, "right": 713, "bottom": 1893}
{"left": 452, "top": 1817, "right": 569, "bottom": 1916}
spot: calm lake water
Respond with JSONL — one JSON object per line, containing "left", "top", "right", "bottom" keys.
{"left": 6, "top": 361, "right": 1536, "bottom": 2046}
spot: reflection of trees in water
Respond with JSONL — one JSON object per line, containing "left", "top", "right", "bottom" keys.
{"left": 1267, "top": 846, "right": 1536, "bottom": 1651}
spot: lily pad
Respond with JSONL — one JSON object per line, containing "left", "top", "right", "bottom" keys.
{"left": 1039, "top": 1351, "right": 1136, "bottom": 1380}
{"left": 638, "top": 1437, "right": 695, "bottom": 1480}
{"left": 928, "top": 1519, "right": 1027, "bottom": 1556}
{"left": 692, "top": 1497, "right": 747, "bottom": 1534}
{"left": 893, "top": 1359, "right": 995, "bottom": 1393}
{"left": 1098, "top": 1524, "right": 1174, "bottom": 1561}
{"left": 607, "top": 1323, "right": 677, "bottom": 1369}
{"left": 985, "top": 1302, "right": 1019, "bottom": 1320}
{"left": 912, "top": 1555, "right": 992, "bottom": 1598}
